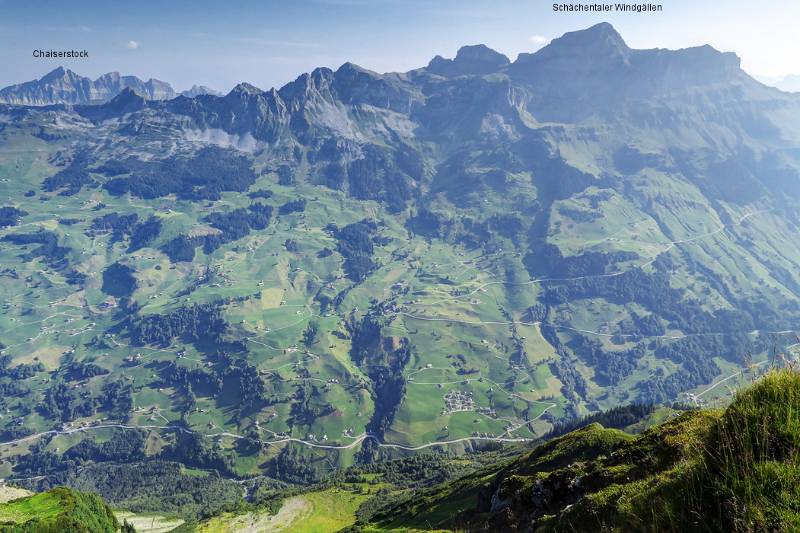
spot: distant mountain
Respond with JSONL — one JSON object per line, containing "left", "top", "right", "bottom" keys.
{"left": 426, "top": 44, "right": 510, "bottom": 77}
{"left": 0, "top": 67, "right": 176, "bottom": 105}
{"left": 180, "top": 84, "right": 223, "bottom": 98}
{"left": 758, "top": 73, "right": 800, "bottom": 93}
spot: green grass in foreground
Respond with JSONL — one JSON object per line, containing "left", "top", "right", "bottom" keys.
{"left": 526, "top": 369, "right": 800, "bottom": 532}
{"left": 702, "top": 369, "right": 800, "bottom": 530}
{"left": 196, "top": 487, "right": 372, "bottom": 533}
{"left": 357, "top": 369, "right": 800, "bottom": 533}
{"left": 0, "top": 487, "right": 118, "bottom": 532}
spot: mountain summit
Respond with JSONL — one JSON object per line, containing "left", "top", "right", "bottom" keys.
{"left": 427, "top": 44, "right": 510, "bottom": 77}
{"left": 0, "top": 67, "right": 178, "bottom": 105}
{"left": 510, "top": 21, "right": 740, "bottom": 86}
{"left": 180, "top": 84, "right": 222, "bottom": 98}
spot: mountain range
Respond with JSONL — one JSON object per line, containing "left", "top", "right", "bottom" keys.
{"left": 0, "top": 22, "right": 799, "bottom": 529}
{"left": 757, "top": 73, "right": 800, "bottom": 93}
{"left": 0, "top": 67, "right": 220, "bottom": 105}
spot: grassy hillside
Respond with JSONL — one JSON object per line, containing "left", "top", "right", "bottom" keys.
{"left": 355, "top": 368, "right": 800, "bottom": 532}
{"left": 0, "top": 487, "right": 119, "bottom": 532}
{"left": 197, "top": 488, "right": 373, "bottom": 533}
{"left": 1, "top": 110, "right": 794, "bottom": 485}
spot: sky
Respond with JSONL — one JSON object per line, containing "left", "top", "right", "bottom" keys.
{"left": 1, "top": 0, "right": 799, "bottom": 93}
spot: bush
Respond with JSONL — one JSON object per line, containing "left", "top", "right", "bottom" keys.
{"left": 0, "top": 206, "right": 28, "bottom": 227}
{"left": 101, "top": 263, "right": 137, "bottom": 297}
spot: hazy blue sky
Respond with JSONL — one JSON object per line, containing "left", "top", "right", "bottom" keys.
{"left": 1, "top": 0, "right": 798, "bottom": 92}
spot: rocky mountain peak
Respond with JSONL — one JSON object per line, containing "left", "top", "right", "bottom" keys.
{"left": 181, "top": 85, "right": 222, "bottom": 98}
{"left": 75, "top": 86, "right": 147, "bottom": 121}
{"left": 427, "top": 44, "right": 509, "bottom": 77}
{"left": 228, "top": 82, "right": 262, "bottom": 96}
{"left": 455, "top": 44, "right": 510, "bottom": 66}
{"left": 0, "top": 68, "right": 176, "bottom": 105}
{"left": 108, "top": 86, "right": 146, "bottom": 106}
{"left": 310, "top": 67, "right": 335, "bottom": 89}
{"left": 97, "top": 71, "right": 122, "bottom": 82}
{"left": 506, "top": 22, "right": 749, "bottom": 120}
{"left": 552, "top": 22, "right": 627, "bottom": 54}
{"left": 514, "top": 22, "right": 630, "bottom": 70}
{"left": 40, "top": 66, "right": 73, "bottom": 82}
